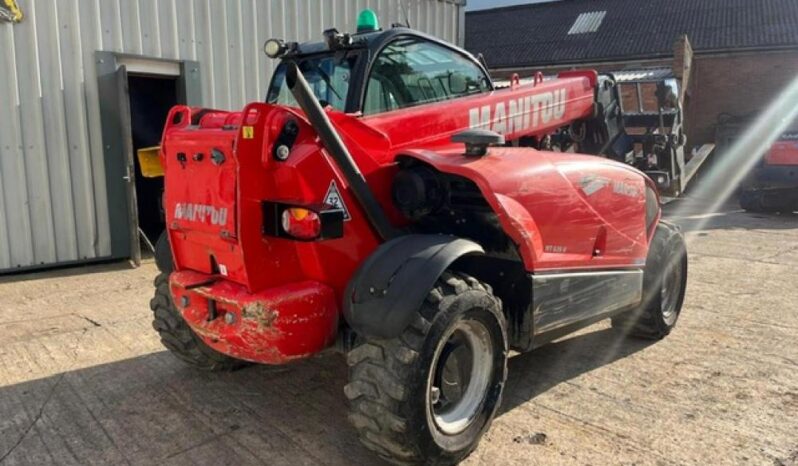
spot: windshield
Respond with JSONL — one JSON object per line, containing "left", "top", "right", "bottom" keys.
{"left": 266, "top": 52, "right": 359, "bottom": 112}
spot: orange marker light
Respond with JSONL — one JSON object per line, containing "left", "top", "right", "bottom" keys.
{"left": 281, "top": 208, "right": 321, "bottom": 240}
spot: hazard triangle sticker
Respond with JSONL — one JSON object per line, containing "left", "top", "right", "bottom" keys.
{"left": 324, "top": 180, "right": 350, "bottom": 221}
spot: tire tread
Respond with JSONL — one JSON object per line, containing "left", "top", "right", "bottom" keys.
{"left": 612, "top": 221, "right": 687, "bottom": 339}
{"left": 345, "top": 272, "right": 504, "bottom": 465}
{"left": 150, "top": 273, "right": 244, "bottom": 371}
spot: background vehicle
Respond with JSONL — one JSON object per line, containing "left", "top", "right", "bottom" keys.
{"left": 584, "top": 70, "right": 710, "bottom": 198}
{"left": 150, "top": 12, "right": 688, "bottom": 465}
{"left": 739, "top": 131, "right": 798, "bottom": 212}
{"left": 494, "top": 68, "right": 714, "bottom": 199}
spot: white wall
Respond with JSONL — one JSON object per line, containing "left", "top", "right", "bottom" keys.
{"left": 0, "top": 0, "right": 464, "bottom": 272}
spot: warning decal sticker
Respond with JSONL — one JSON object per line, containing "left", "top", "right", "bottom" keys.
{"left": 324, "top": 180, "right": 350, "bottom": 221}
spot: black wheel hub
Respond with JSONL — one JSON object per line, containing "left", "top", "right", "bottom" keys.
{"left": 433, "top": 337, "right": 474, "bottom": 411}
{"left": 426, "top": 320, "right": 494, "bottom": 435}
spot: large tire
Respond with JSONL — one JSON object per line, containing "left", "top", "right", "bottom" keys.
{"left": 345, "top": 272, "right": 508, "bottom": 465}
{"left": 150, "top": 273, "right": 244, "bottom": 371}
{"left": 612, "top": 221, "right": 688, "bottom": 339}
{"left": 739, "top": 189, "right": 765, "bottom": 212}
{"left": 154, "top": 231, "right": 173, "bottom": 274}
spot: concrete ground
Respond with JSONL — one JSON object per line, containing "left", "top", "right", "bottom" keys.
{"left": 1, "top": 198, "right": 796, "bottom": 466}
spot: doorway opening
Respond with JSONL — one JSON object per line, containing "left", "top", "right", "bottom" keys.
{"left": 127, "top": 74, "right": 178, "bottom": 251}
{"left": 96, "top": 53, "right": 201, "bottom": 266}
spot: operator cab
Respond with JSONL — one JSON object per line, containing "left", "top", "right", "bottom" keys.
{"left": 264, "top": 12, "right": 493, "bottom": 116}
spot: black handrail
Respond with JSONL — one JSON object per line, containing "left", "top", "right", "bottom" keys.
{"left": 285, "top": 61, "right": 397, "bottom": 242}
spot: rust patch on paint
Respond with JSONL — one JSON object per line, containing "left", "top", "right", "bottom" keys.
{"left": 242, "top": 301, "right": 278, "bottom": 328}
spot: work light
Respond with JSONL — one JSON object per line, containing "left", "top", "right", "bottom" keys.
{"left": 264, "top": 38, "right": 286, "bottom": 58}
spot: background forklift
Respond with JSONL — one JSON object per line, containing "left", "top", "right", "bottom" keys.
{"left": 588, "top": 69, "right": 713, "bottom": 199}
{"left": 493, "top": 37, "right": 714, "bottom": 200}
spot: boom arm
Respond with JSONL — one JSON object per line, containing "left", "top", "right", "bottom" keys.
{"left": 358, "top": 70, "right": 600, "bottom": 155}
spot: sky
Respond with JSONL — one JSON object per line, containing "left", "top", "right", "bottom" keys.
{"left": 465, "top": 0, "right": 558, "bottom": 11}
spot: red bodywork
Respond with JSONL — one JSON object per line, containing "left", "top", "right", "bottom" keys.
{"left": 765, "top": 139, "right": 798, "bottom": 166}
{"left": 160, "top": 71, "right": 657, "bottom": 364}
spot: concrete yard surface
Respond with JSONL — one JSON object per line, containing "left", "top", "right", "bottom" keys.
{"left": 0, "top": 198, "right": 797, "bottom": 465}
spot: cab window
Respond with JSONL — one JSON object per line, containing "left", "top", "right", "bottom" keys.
{"left": 267, "top": 52, "right": 358, "bottom": 112}
{"left": 363, "top": 38, "right": 490, "bottom": 115}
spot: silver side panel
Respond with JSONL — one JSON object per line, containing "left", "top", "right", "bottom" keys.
{"left": 0, "top": 0, "right": 464, "bottom": 272}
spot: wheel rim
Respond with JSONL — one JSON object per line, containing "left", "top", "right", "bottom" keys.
{"left": 660, "top": 255, "right": 683, "bottom": 324}
{"left": 426, "top": 319, "right": 494, "bottom": 435}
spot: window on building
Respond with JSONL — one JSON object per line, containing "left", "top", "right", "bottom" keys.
{"left": 568, "top": 11, "right": 607, "bottom": 35}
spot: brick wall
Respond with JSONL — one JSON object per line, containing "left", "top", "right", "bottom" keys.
{"left": 686, "top": 49, "right": 798, "bottom": 145}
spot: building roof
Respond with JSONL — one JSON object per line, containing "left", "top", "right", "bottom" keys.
{"left": 465, "top": 0, "right": 798, "bottom": 69}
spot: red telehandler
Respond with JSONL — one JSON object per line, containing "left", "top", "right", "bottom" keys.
{"left": 150, "top": 13, "right": 687, "bottom": 465}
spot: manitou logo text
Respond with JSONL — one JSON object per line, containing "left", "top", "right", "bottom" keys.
{"left": 174, "top": 203, "right": 229, "bottom": 226}
{"left": 612, "top": 181, "right": 641, "bottom": 198}
{"left": 469, "top": 89, "right": 567, "bottom": 135}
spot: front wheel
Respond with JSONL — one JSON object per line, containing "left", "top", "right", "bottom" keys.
{"left": 345, "top": 272, "right": 507, "bottom": 465}
{"left": 612, "top": 221, "right": 688, "bottom": 339}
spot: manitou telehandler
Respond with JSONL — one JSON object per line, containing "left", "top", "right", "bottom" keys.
{"left": 150, "top": 11, "right": 687, "bottom": 465}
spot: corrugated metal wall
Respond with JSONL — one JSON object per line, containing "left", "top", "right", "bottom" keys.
{"left": 0, "top": 0, "right": 465, "bottom": 272}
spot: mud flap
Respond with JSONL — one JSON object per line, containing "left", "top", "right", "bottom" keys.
{"left": 343, "top": 235, "right": 484, "bottom": 339}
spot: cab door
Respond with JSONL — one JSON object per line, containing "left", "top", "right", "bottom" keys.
{"left": 361, "top": 36, "right": 492, "bottom": 149}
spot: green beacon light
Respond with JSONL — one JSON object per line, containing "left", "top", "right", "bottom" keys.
{"left": 357, "top": 9, "right": 379, "bottom": 33}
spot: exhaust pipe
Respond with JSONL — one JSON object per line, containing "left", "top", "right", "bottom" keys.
{"left": 286, "top": 62, "right": 397, "bottom": 241}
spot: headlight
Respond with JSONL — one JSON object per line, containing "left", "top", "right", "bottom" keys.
{"left": 264, "top": 39, "right": 286, "bottom": 58}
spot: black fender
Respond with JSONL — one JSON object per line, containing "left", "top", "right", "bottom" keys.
{"left": 343, "top": 235, "right": 484, "bottom": 339}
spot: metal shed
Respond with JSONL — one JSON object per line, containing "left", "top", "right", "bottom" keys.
{"left": 0, "top": 0, "right": 465, "bottom": 273}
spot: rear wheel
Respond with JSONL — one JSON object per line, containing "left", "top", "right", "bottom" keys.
{"left": 739, "top": 189, "right": 764, "bottom": 212}
{"left": 740, "top": 188, "right": 798, "bottom": 213}
{"left": 346, "top": 272, "right": 507, "bottom": 465}
{"left": 150, "top": 273, "right": 244, "bottom": 371}
{"left": 154, "top": 231, "right": 173, "bottom": 273}
{"left": 612, "top": 221, "right": 687, "bottom": 339}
